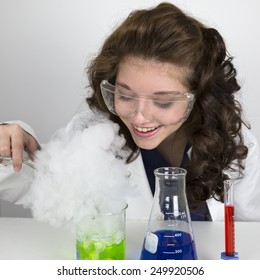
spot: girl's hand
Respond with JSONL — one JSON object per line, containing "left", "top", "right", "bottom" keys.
{"left": 0, "top": 124, "right": 38, "bottom": 172}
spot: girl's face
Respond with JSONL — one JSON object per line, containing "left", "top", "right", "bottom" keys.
{"left": 116, "top": 57, "right": 191, "bottom": 150}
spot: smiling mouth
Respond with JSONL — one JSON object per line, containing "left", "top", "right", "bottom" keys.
{"left": 133, "top": 125, "right": 159, "bottom": 133}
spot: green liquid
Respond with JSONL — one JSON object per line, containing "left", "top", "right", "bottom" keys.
{"left": 76, "top": 237, "right": 125, "bottom": 260}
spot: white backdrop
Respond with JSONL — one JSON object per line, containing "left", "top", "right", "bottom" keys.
{"left": 0, "top": 0, "right": 260, "bottom": 216}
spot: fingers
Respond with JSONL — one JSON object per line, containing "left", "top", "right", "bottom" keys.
{"left": 10, "top": 127, "right": 25, "bottom": 172}
{"left": 24, "top": 133, "right": 39, "bottom": 161}
{"left": 0, "top": 124, "right": 38, "bottom": 172}
{"left": 0, "top": 125, "right": 12, "bottom": 157}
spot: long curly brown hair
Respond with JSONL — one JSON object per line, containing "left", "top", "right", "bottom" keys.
{"left": 86, "top": 2, "right": 249, "bottom": 207}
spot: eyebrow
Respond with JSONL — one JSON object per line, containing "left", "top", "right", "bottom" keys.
{"left": 116, "top": 82, "right": 181, "bottom": 96}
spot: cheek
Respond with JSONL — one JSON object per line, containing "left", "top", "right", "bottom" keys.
{"left": 162, "top": 123, "right": 183, "bottom": 136}
{"left": 118, "top": 116, "right": 131, "bottom": 129}
{"left": 155, "top": 104, "right": 190, "bottom": 125}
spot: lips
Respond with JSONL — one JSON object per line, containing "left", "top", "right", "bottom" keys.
{"left": 132, "top": 124, "right": 161, "bottom": 138}
{"left": 133, "top": 125, "right": 157, "bottom": 132}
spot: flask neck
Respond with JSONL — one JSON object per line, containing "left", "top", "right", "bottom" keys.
{"left": 156, "top": 177, "right": 187, "bottom": 218}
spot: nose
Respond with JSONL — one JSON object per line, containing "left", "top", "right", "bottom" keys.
{"left": 129, "top": 109, "right": 152, "bottom": 121}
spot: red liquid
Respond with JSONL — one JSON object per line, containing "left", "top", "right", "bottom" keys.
{"left": 225, "top": 205, "right": 235, "bottom": 256}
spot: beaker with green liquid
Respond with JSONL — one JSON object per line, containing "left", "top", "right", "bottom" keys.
{"left": 76, "top": 204, "right": 127, "bottom": 260}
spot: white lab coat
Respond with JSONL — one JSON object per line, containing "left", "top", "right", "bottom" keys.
{"left": 1, "top": 107, "right": 260, "bottom": 221}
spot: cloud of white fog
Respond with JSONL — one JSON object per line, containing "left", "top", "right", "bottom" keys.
{"left": 20, "top": 120, "right": 134, "bottom": 232}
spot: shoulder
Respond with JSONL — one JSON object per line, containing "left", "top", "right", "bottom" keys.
{"left": 65, "top": 103, "right": 109, "bottom": 134}
{"left": 241, "top": 124, "right": 260, "bottom": 163}
{"left": 241, "top": 124, "right": 258, "bottom": 145}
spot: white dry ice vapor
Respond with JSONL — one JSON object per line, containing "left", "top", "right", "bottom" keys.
{"left": 20, "top": 120, "right": 134, "bottom": 230}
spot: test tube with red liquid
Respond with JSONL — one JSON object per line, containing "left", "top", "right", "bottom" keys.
{"left": 221, "top": 180, "right": 239, "bottom": 260}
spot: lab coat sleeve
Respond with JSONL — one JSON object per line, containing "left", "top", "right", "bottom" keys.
{"left": 0, "top": 164, "right": 34, "bottom": 203}
{"left": 206, "top": 126, "right": 260, "bottom": 221}
{"left": 0, "top": 108, "right": 108, "bottom": 204}
{"left": 0, "top": 121, "right": 38, "bottom": 203}
{"left": 0, "top": 120, "right": 40, "bottom": 146}
{"left": 231, "top": 128, "right": 260, "bottom": 221}
{"left": 126, "top": 154, "right": 153, "bottom": 220}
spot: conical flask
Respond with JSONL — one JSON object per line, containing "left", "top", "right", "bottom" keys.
{"left": 140, "top": 167, "right": 198, "bottom": 260}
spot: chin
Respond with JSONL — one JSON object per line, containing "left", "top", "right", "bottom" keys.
{"left": 134, "top": 140, "right": 159, "bottom": 150}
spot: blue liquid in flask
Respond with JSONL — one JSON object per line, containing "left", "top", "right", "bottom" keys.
{"left": 140, "top": 229, "right": 198, "bottom": 260}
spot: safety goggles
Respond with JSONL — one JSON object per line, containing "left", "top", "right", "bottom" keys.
{"left": 100, "top": 80, "right": 195, "bottom": 124}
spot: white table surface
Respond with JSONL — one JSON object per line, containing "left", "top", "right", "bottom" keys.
{"left": 0, "top": 218, "right": 259, "bottom": 260}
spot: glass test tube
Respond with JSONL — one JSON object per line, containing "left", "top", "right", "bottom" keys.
{"left": 224, "top": 180, "right": 235, "bottom": 256}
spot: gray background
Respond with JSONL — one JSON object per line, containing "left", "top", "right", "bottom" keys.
{"left": 0, "top": 0, "right": 259, "bottom": 216}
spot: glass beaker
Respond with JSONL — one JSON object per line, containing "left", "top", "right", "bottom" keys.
{"left": 140, "top": 167, "right": 198, "bottom": 260}
{"left": 76, "top": 204, "right": 127, "bottom": 260}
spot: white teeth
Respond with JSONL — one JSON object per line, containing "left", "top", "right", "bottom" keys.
{"left": 134, "top": 125, "right": 157, "bottom": 132}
